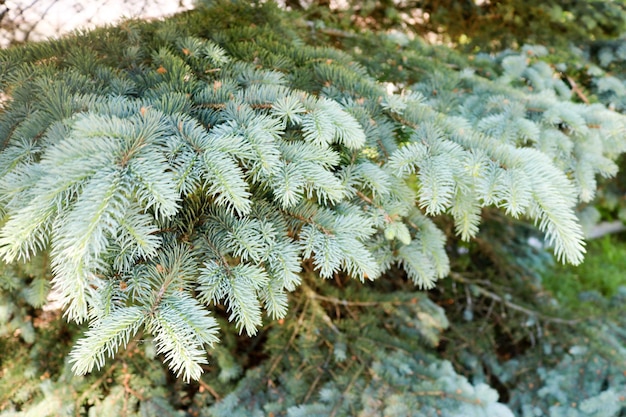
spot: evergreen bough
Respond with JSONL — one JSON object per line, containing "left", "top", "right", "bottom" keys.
{"left": 1, "top": 1, "right": 626, "bottom": 416}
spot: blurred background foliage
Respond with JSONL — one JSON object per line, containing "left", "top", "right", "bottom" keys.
{"left": 0, "top": 0, "right": 192, "bottom": 47}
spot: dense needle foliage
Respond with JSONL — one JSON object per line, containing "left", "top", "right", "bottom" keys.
{"left": 1, "top": 1, "right": 625, "bottom": 416}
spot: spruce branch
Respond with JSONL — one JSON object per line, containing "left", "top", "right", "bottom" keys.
{"left": 69, "top": 307, "right": 145, "bottom": 376}
{"left": 328, "top": 364, "right": 365, "bottom": 417}
{"left": 1, "top": 0, "right": 624, "bottom": 392}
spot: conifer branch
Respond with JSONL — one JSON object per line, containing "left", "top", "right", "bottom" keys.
{"left": 302, "top": 350, "right": 335, "bottom": 404}
{"left": 328, "top": 364, "right": 365, "bottom": 417}
{"left": 0, "top": 0, "right": 623, "bottom": 398}
{"left": 286, "top": 210, "right": 334, "bottom": 236}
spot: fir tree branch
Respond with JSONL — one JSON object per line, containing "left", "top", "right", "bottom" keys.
{"left": 302, "top": 350, "right": 334, "bottom": 404}
{"left": 355, "top": 189, "right": 391, "bottom": 220}
{"left": 286, "top": 210, "right": 334, "bottom": 236}
{"left": 388, "top": 111, "right": 419, "bottom": 130}
{"left": 328, "top": 363, "right": 365, "bottom": 417}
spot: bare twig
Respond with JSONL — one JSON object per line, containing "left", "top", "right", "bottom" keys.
{"left": 267, "top": 297, "right": 310, "bottom": 376}
{"left": 197, "top": 379, "right": 221, "bottom": 400}
{"left": 586, "top": 220, "right": 626, "bottom": 240}
{"left": 449, "top": 272, "right": 579, "bottom": 325}
{"left": 328, "top": 364, "right": 365, "bottom": 417}
{"left": 74, "top": 364, "right": 118, "bottom": 416}
{"left": 306, "top": 292, "right": 399, "bottom": 307}
{"left": 566, "top": 75, "right": 590, "bottom": 104}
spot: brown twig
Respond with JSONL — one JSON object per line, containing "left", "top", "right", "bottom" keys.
{"left": 74, "top": 364, "right": 118, "bottom": 416}
{"left": 566, "top": 75, "right": 590, "bottom": 104}
{"left": 302, "top": 351, "right": 334, "bottom": 404}
{"left": 449, "top": 272, "right": 579, "bottom": 325}
{"left": 267, "top": 297, "right": 310, "bottom": 376}
{"left": 328, "top": 364, "right": 365, "bottom": 417}
{"left": 306, "top": 292, "right": 402, "bottom": 307}
{"left": 197, "top": 379, "right": 221, "bottom": 401}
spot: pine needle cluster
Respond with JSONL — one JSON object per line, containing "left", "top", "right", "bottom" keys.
{"left": 1, "top": 1, "right": 626, "bottom": 416}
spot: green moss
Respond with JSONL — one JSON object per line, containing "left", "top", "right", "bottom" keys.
{"left": 543, "top": 234, "right": 626, "bottom": 313}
